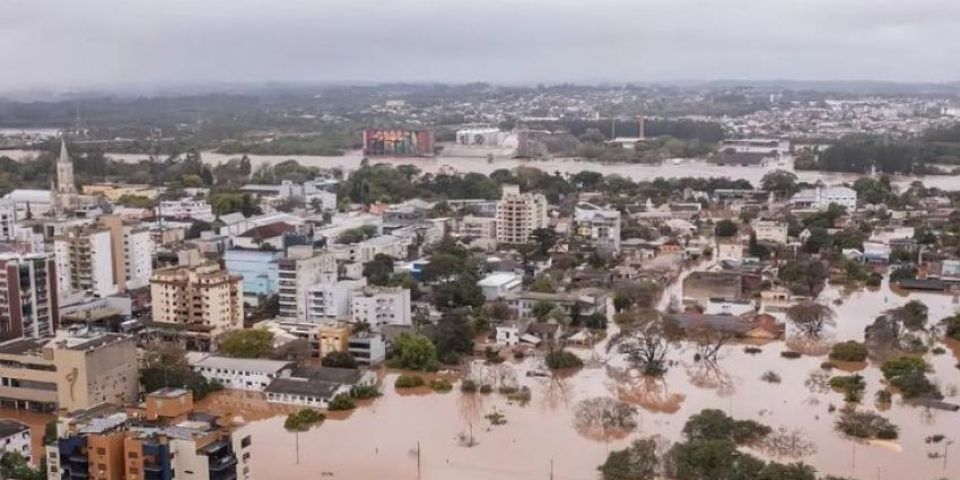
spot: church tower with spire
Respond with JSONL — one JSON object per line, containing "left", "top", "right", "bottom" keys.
{"left": 55, "top": 137, "right": 77, "bottom": 212}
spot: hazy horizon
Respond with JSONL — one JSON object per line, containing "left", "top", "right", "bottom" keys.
{"left": 3, "top": 0, "right": 959, "bottom": 95}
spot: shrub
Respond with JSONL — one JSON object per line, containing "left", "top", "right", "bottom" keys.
{"left": 761, "top": 371, "right": 782, "bottom": 383}
{"left": 820, "top": 361, "right": 835, "bottom": 370}
{"left": 327, "top": 393, "right": 357, "bottom": 411}
{"left": 479, "top": 384, "right": 494, "bottom": 394}
{"left": 829, "top": 374, "right": 866, "bottom": 403}
{"left": 780, "top": 351, "right": 802, "bottom": 359}
{"left": 394, "top": 375, "right": 425, "bottom": 389}
{"left": 835, "top": 409, "right": 898, "bottom": 439}
{"left": 429, "top": 379, "right": 453, "bottom": 392}
{"left": 349, "top": 384, "right": 380, "bottom": 400}
{"left": 321, "top": 351, "right": 358, "bottom": 369}
{"left": 875, "top": 390, "right": 892, "bottom": 405}
{"left": 881, "top": 356, "right": 941, "bottom": 399}
{"left": 829, "top": 341, "right": 868, "bottom": 362}
{"left": 460, "top": 379, "right": 478, "bottom": 393}
{"left": 743, "top": 346, "right": 763, "bottom": 355}
{"left": 498, "top": 385, "right": 518, "bottom": 395}
{"left": 545, "top": 350, "right": 584, "bottom": 370}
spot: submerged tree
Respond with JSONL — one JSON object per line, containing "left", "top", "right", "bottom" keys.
{"left": 574, "top": 397, "right": 639, "bottom": 441}
{"left": 609, "top": 312, "right": 678, "bottom": 376}
{"left": 786, "top": 302, "right": 836, "bottom": 338}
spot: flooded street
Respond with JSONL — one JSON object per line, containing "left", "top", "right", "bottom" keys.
{"left": 4, "top": 148, "right": 960, "bottom": 191}
{"left": 195, "top": 275, "right": 960, "bottom": 480}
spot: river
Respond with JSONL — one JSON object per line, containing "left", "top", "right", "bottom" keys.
{"left": 4, "top": 148, "right": 960, "bottom": 191}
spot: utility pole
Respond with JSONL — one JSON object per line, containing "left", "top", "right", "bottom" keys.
{"left": 549, "top": 458, "right": 554, "bottom": 480}
{"left": 417, "top": 441, "right": 421, "bottom": 480}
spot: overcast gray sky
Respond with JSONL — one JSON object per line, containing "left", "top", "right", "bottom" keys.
{"left": 2, "top": 0, "right": 958, "bottom": 92}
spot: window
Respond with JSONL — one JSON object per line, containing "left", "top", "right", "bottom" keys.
{"left": 240, "top": 435, "right": 252, "bottom": 448}
{"left": 96, "top": 448, "right": 106, "bottom": 455}
{"left": 128, "top": 452, "right": 138, "bottom": 459}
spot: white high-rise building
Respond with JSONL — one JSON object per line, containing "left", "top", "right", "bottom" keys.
{"left": 99, "top": 216, "right": 154, "bottom": 290}
{"left": 496, "top": 184, "right": 548, "bottom": 244}
{"left": 306, "top": 278, "right": 367, "bottom": 323}
{"left": 277, "top": 246, "right": 338, "bottom": 321}
{"left": 53, "top": 227, "right": 118, "bottom": 302}
{"left": 350, "top": 287, "right": 411, "bottom": 330}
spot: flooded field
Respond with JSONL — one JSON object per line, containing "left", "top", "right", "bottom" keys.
{"left": 3, "top": 148, "right": 960, "bottom": 192}
{"left": 194, "top": 276, "right": 960, "bottom": 480}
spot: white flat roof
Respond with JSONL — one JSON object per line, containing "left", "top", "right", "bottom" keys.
{"left": 187, "top": 353, "right": 291, "bottom": 374}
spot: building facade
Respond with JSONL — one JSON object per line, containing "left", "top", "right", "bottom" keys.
{"left": 277, "top": 246, "right": 337, "bottom": 321}
{"left": 0, "top": 419, "right": 31, "bottom": 462}
{"left": 306, "top": 278, "right": 367, "bottom": 323}
{"left": 53, "top": 227, "right": 119, "bottom": 303}
{"left": 573, "top": 202, "right": 622, "bottom": 253}
{"left": 49, "top": 332, "right": 139, "bottom": 413}
{"left": 458, "top": 216, "right": 498, "bottom": 251}
{"left": 753, "top": 220, "right": 788, "bottom": 244}
{"left": 350, "top": 287, "right": 411, "bottom": 329}
{"left": 790, "top": 186, "right": 857, "bottom": 211}
{"left": 0, "top": 253, "right": 58, "bottom": 341}
{"left": 496, "top": 185, "right": 548, "bottom": 244}
{"left": 224, "top": 249, "right": 281, "bottom": 301}
{"left": 150, "top": 263, "right": 244, "bottom": 339}
{"left": 99, "top": 216, "right": 154, "bottom": 291}
{"left": 47, "top": 389, "right": 253, "bottom": 480}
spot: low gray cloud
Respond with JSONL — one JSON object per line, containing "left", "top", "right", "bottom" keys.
{"left": 1, "top": 0, "right": 957, "bottom": 92}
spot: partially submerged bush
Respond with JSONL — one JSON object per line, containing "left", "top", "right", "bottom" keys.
{"left": 394, "top": 374, "right": 426, "bottom": 389}
{"left": 429, "top": 378, "right": 453, "bottom": 392}
{"left": 829, "top": 374, "right": 866, "bottom": 403}
{"left": 829, "top": 341, "right": 868, "bottom": 362}
{"left": 835, "top": 409, "right": 898, "bottom": 439}
{"left": 545, "top": 350, "right": 584, "bottom": 369}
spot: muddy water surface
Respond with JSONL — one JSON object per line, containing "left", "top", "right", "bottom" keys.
{"left": 193, "top": 276, "right": 960, "bottom": 480}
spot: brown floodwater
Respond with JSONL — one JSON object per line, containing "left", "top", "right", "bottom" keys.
{"left": 2, "top": 265, "right": 958, "bottom": 479}
{"left": 189, "top": 272, "right": 960, "bottom": 480}
{"left": 4, "top": 148, "right": 955, "bottom": 191}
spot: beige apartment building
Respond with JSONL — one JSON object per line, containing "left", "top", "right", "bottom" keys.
{"left": 0, "top": 329, "right": 138, "bottom": 413}
{"left": 150, "top": 263, "right": 244, "bottom": 340}
{"left": 496, "top": 184, "right": 548, "bottom": 244}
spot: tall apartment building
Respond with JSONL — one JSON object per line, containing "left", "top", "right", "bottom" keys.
{"left": 350, "top": 287, "right": 411, "bottom": 330}
{"left": 98, "top": 216, "right": 154, "bottom": 291}
{"left": 496, "top": 184, "right": 548, "bottom": 244}
{"left": 53, "top": 227, "right": 119, "bottom": 303}
{"left": 0, "top": 329, "right": 138, "bottom": 412}
{"left": 574, "top": 202, "right": 622, "bottom": 253}
{"left": 277, "top": 246, "right": 337, "bottom": 321}
{"left": 47, "top": 388, "right": 253, "bottom": 480}
{"left": 307, "top": 278, "right": 367, "bottom": 323}
{"left": 0, "top": 253, "right": 58, "bottom": 341}
{"left": 150, "top": 263, "right": 244, "bottom": 341}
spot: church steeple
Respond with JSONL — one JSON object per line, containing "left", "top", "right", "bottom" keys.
{"left": 55, "top": 136, "right": 77, "bottom": 213}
